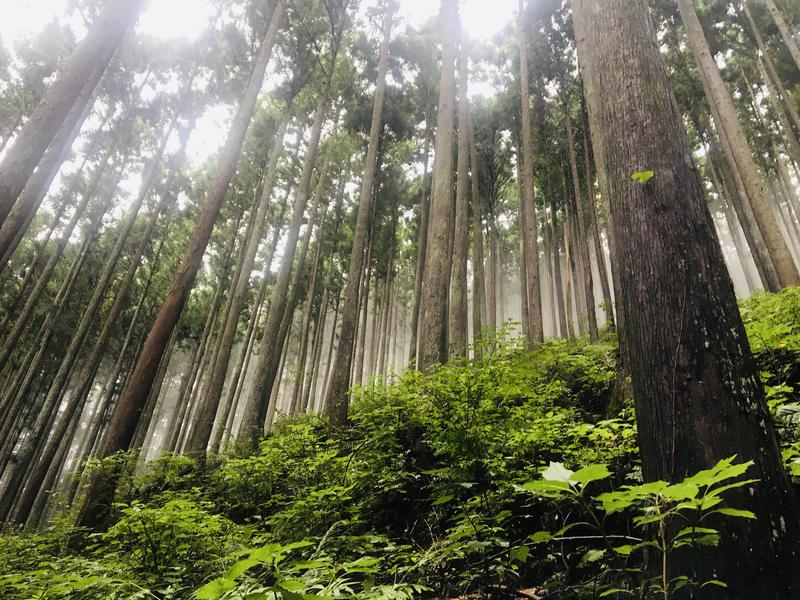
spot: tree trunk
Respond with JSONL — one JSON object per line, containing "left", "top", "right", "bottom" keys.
{"left": 678, "top": 0, "right": 799, "bottom": 288}
{"left": 186, "top": 107, "right": 291, "bottom": 454}
{"left": 468, "top": 114, "right": 486, "bottom": 355}
{"left": 0, "top": 72, "right": 100, "bottom": 275}
{"left": 517, "top": 0, "right": 544, "bottom": 345}
{"left": 581, "top": 113, "right": 613, "bottom": 324}
{"left": 75, "top": 0, "right": 286, "bottom": 530}
{"left": 764, "top": 0, "right": 800, "bottom": 72}
{"left": 449, "top": 31, "right": 470, "bottom": 359}
{"left": 565, "top": 107, "right": 598, "bottom": 340}
{"left": 323, "top": 4, "right": 393, "bottom": 424}
{"left": 549, "top": 198, "right": 568, "bottom": 338}
{"left": 409, "top": 128, "right": 432, "bottom": 365}
{"left": 0, "top": 0, "right": 144, "bottom": 224}
{"left": 573, "top": 1, "right": 800, "bottom": 596}
{"left": 418, "top": 0, "right": 458, "bottom": 371}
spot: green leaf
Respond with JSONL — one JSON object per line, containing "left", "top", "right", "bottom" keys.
{"left": 432, "top": 494, "right": 454, "bottom": 506}
{"left": 571, "top": 464, "right": 611, "bottom": 485}
{"left": 631, "top": 170, "right": 654, "bottom": 184}
{"left": 509, "top": 546, "right": 530, "bottom": 563}
{"left": 713, "top": 508, "right": 756, "bottom": 519}
{"left": 529, "top": 531, "right": 553, "bottom": 543}
{"left": 197, "top": 578, "right": 236, "bottom": 600}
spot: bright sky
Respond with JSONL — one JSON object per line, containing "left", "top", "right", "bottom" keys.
{"left": 1, "top": 0, "right": 516, "bottom": 162}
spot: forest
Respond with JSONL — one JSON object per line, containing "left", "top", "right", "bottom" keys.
{"left": 1, "top": 0, "right": 800, "bottom": 597}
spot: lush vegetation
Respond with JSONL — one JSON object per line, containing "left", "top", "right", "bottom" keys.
{"left": 1, "top": 287, "right": 798, "bottom": 599}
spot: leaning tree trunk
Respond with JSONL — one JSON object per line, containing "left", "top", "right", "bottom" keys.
{"left": 0, "top": 0, "right": 144, "bottom": 224}
{"left": 573, "top": 0, "right": 800, "bottom": 597}
{"left": 185, "top": 107, "right": 292, "bottom": 454}
{"left": 324, "top": 4, "right": 393, "bottom": 426}
{"left": 678, "top": 0, "right": 799, "bottom": 288}
{"left": 75, "top": 0, "right": 287, "bottom": 530}
{"left": 764, "top": 0, "right": 800, "bottom": 73}
{"left": 0, "top": 72, "right": 101, "bottom": 275}
{"left": 418, "top": 0, "right": 458, "bottom": 371}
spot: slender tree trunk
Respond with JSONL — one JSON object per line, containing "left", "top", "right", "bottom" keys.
{"left": 565, "top": 107, "right": 598, "bottom": 340}
{"left": 418, "top": 0, "right": 458, "bottom": 370}
{"left": 468, "top": 114, "right": 486, "bottom": 355}
{"left": 764, "top": 0, "right": 800, "bottom": 72}
{"left": 409, "top": 129, "right": 432, "bottom": 365}
{"left": 0, "top": 0, "right": 144, "bottom": 224}
{"left": 581, "top": 113, "right": 613, "bottom": 324}
{"left": 549, "top": 197, "right": 568, "bottom": 337}
{"left": 573, "top": 1, "right": 800, "bottom": 596}
{"left": 678, "top": 0, "right": 799, "bottom": 288}
{"left": 323, "top": 5, "right": 393, "bottom": 424}
{"left": 244, "top": 120, "right": 336, "bottom": 441}
{"left": 449, "top": 31, "right": 470, "bottom": 358}
{"left": 188, "top": 108, "right": 292, "bottom": 454}
{"left": 517, "top": 0, "right": 544, "bottom": 345}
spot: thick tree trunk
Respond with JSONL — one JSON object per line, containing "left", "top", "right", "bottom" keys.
{"left": 678, "top": 0, "right": 799, "bottom": 288}
{"left": 573, "top": 1, "right": 800, "bottom": 596}
{"left": 0, "top": 0, "right": 144, "bottom": 224}
{"left": 418, "top": 0, "right": 458, "bottom": 370}
{"left": 0, "top": 72, "right": 100, "bottom": 275}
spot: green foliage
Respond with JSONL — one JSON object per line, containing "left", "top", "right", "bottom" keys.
{"left": 522, "top": 457, "right": 757, "bottom": 597}
{"left": 4, "top": 288, "right": 800, "bottom": 597}
{"left": 630, "top": 170, "right": 655, "bottom": 184}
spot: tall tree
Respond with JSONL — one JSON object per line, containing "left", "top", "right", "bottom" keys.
{"left": 0, "top": 0, "right": 145, "bottom": 224}
{"left": 517, "top": 0, "right": 544, "bottom": 345}
{"left": 677, "top": 0, "right": 799, "bottom": 289}
{"left": 418, "top": 0, "right": 458, "bottom": 371}
{"left": 325, "top": 1, "right": 394, "bottom": 426}
{"left": 572, "top": 0, "right": 800, "bottom": 596}
{"left": 75, "top": 0, "right": 287, "bottom": 529}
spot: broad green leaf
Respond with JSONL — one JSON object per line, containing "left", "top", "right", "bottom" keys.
{"left": 631, "top": 170, "right": 654, "bottom": 184}
{"left": 197, "top": 578, "right": 236, "bottom": 600}
{"left": 571, "top": 464, "right": 611, "bottom": 485}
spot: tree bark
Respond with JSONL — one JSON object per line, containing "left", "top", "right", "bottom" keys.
{"left": 517, "top": 0, "right": 544, "bottom": 345}
{"left": 573, "top": 1, "right": 800, "bottom": 596}
{"left": 764, "top": 0, "right": 800, "bottom": 72}
{"left": 418, "top": 0, "right": 458, "bottom": 371}
{"left": 449, "top": 30, "right": 470, "bottom": 359}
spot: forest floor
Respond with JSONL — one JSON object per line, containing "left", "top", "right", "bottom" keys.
{"left": 1, "top": 288, "right": 800, "bottom": 599}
